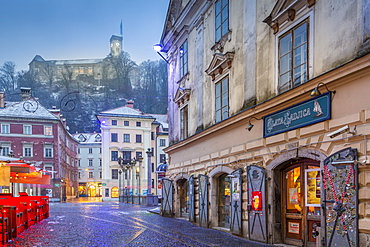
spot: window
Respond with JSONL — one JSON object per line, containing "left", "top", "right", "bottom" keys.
{"left": 78, "top": 148, "right": 80, "bottom": 154}
{"left": 279, "top": 20, "right": 308, "bottom": 93}
{"left": 88, "top": 148, "right": 93, "bottom": 154}
{"left": 215, "top": 77, "right": 229, "bottom": 122}
{"left": 122, "top": 151, "right": 131, "bottom": 164}
{"left": 180, "top": 40, "right": 188, "bottom": 78}
{"left": 136, "top": 152, "right": 143, "bottom": 160}
{"left": 160, "top": 139, "right": 166, "bottom": 146}
{"left": 1, "top": 146, "right": 10, "bottom": 156}
{"left": 136, "top": 122, "right": 141, "bottom": 127}
{"left": 44, "top": 146, "right": 53, "bottom": 158}
{"left": 111, "top": 151, "right": 118, "bottom": 161}
{"left": 180, "top": 106, "right": 189, "bottom": 140}
{"left": 124, "top": 121, "right": 129, "bottom": 126}
{"left": 112, "top": 169, "right": 118, "bottom": 179}
{"left": 160, "top": 154, "right": 166, "bottom": 163}
{"left": 23, "top": 146, "right": 32, "bottom": 157}
{"left": 99, "top": 148, "right": 102, "bottom": 153}
{"left": 78, "top": 172, "right": 81, "bottom": 179}
{"left": 112, "top": 120, "right": 117, "bottom": 126}
{"left": 123, "top": 134, "right": 130, "bottom": 143}
{"left": 100, "top": 172, "right": 102, "bottom": 178}
{"left": 215, "top": 0, "right": 229, "bottom": 42}
{"left": 88, "top": 159, "right": 93, "bottom": 167}
{"left": 44, "top": 126, "right": 52, "bottom": 136}
{"left": 78, "top": 160, "right": 81, "bottom": 166}
{"left": 151, "top": 131, "right": 155, "bottom": 140}
{"left": 111, "top": 187, "right": 119, "bottom": 197}
{"left": 89, "top": 172, "right": 93, "bottom": 178}
{"left": 23, "top": 125, "right": 32, "bottom": 135}
{"left": 136, "top": 134, "right": 142, "bottom": 143}
{"left": 1, "top": 124, "right": 10, "bottom": 134}
{"left": 111, "top": 133, "right": 118, "bottom": 142}
{"left": 99, "top": 159, "right": 102, "bottom": 166}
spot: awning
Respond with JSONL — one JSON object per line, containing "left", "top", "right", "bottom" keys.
{"left": 156, "top": 162, "right": 168, "bottom": 173}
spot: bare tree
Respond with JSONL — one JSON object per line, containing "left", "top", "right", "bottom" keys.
{"left": 0, "top": 61, "right": 17, "bottom": 92}
{"left": 107, "top": 51, "right": 137, "bottom": 95}
{"left": 41, "top": 62, "right": 56, "bottom": 88}
{"left": 60, "top": 63, "right": 74, "bottom": 92}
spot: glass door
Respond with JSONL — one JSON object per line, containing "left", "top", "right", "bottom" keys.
{"left": 283, "top": 159, "right": 320, "bottom": 247}
{"left": 218, "top": 174, "right": 231, "bottom": 228}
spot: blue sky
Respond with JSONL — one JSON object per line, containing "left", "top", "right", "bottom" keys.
{"left": 0, "top": 0, "right": 169, "bottom": 71}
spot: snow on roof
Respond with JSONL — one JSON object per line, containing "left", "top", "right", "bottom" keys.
{"left": 98, "top": 106, "right": 154, "bottom": 119}
{"left": 73, "top": 133, "right": 102, "bottom": 143}
{"left": 0, "top": 98, "right": 59, "bottom": 120}
{"left": 150, "top": 114, "right": 168, "bottom": 127}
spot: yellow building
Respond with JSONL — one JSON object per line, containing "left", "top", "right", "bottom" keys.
{"left": 160, "top": 0, "right": 370, "bottom": 246}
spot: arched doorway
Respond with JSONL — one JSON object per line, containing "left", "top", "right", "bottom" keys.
{"left": 177, "top": 178, "right": 189, "bottom": 217}
{"left": 281, "top": 158, "right": 321, "bottom": 247}
{"left": 218, "top": 173, "right": 231, "bottom": 228}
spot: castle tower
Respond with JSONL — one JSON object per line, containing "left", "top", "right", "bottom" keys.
{"left": 110, "top": 35, "right": 123, "bottom": 57}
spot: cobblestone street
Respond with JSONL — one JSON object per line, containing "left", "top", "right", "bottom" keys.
{"left": 5, "top": 197, "right": 274, "bottom": 247}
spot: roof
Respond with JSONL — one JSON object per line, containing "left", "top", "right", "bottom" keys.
{"left": 0, "top": 98, "right": 60, "bottom": 120}
{"left": 72, "top": 133, "right": 102, "bottom": 143}
{"left": 97, "top": 106, "right": 155, "bottom": 119}
{"left": 150, "top": 114, "right": 168, "bottom": 128}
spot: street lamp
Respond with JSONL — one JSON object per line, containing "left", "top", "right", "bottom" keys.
{"left": 153, "top": 44, "right": 169, "bottom": 63}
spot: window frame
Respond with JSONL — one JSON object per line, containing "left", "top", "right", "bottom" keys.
{"left": 44, "top": 145, "right": 53, "bottom": 158}
{"left": 1, "top": 124, "right": 10, "bottom": 134}
{"left": 111, "top": 151, "right": 118, "bottom": 161}
{"left": 112, "top": 120, "right": 117, "bottom": 126}
{"left": 215, "top": 76, "right": 229, "bottom": 122}
{"left": 180, "top": 105, "right": 189, "bottom": 140}
{"left": 215, "top": 0, "right": 229, "bottom": 42}
{"left": 123, "top": 134, "right": 130, "bottom": 143}
{"left": 275, "top": 12, "right": 314, "bottom": 94}
{"left": 111, "top": 133, "right": 118, "bottom": 142}
{"left": 23, "top": 125, "right": 32, "bottom": 135}
{"left": 44, "top": 126, "right": 53, "bottom": 136}
{"left": 180, "top": 40, "right": 188, "bottom": 78}
{"left": 23, "top": 145, "right": 33, "bottom": 157}
{"left": 136, "top": 134, "right": 142, "bottom": 143}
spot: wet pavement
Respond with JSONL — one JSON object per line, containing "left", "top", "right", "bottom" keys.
{"left": 6, "top": 197, "right": 274, "bottom": 247}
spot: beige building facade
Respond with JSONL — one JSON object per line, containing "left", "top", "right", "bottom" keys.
{"left": 160, "top": 0, "right": 370, "bottom": 246}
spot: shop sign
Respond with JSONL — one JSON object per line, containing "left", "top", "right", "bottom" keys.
{"left": 102, "top": 183, "right": 106, "bottom": 186}
{"left": 263, "top": 92, "right": 331, "bottom": 137}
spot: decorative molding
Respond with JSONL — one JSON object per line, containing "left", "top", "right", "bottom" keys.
{"left": 205, "top": 52, "right": 235, "bottom": 81}
{"left": 263, "top": 0, "right": 315, "bottom": 33}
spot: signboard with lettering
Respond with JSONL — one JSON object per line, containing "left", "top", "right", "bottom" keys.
{"left": 263, "top": 92, "right": 331, "bottom": 137}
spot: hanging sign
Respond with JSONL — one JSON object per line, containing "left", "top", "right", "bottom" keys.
{"left": 263, "top": 92, "right": 331, "bottom": 137}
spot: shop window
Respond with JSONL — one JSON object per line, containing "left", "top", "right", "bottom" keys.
{"left": 111, "top": 187, "right": 119, "bottom": 198}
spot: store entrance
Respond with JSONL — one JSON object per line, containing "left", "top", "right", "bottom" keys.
{"left": 178, "top": 179, "right": 189, "bottom": 217}
{"left": 218, "top": 174, "right": 231, "bottom": 228}
{"left": 282, "top": 159, "right": 321, "bottom": 247}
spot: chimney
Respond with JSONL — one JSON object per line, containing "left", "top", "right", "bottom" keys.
{"left": 20, "top": 87, "right": 31, "bottom": 101}
{"left": 126, "top": 100, "right": 134, "bottom": 108}
{"left": 0, "top": 92, "right": 4, "bottom": 108}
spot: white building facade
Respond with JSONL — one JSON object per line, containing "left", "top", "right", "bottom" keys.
{"left": 97, "top": 101, "right": 168, "bottom": 202}
{"left": 73, "top": 133, "right": 102, "bottom": 197}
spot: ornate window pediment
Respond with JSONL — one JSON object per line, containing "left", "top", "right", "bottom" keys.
{"left": 173, "top": 87, "right": 191, "bottom": 108}
{"left": 205, "top": 52, "right": 234, "bottom": 81}
{"left": 263, "top": 0, "right": 316, "bottom": 34}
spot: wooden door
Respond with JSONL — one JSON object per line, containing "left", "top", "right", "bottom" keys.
{"left": 283, "top": 159, "right": 320, "bottom": 247}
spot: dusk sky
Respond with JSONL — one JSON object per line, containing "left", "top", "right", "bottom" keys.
{"left": 0, "top": 0, "right": 170, "bottom": 71}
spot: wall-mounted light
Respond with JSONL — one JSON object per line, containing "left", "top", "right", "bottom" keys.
{"left": 310, "top": 82, "right": 336, "bottom": 99}
{"left": 153, "top": 44, "right": 169, "bottom": 63}
{"left": 247, "top": 116, "right": 262, "bottom": 131}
